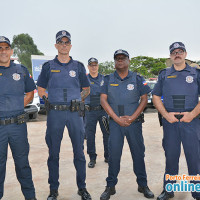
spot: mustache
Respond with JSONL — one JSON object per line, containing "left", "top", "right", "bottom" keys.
{"left": 175, "top": 56, "right": 181, "bottom": 59}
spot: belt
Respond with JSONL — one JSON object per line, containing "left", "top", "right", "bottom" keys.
{"left": 174, "top": 114, "right": 184, "bottom": 120}
{"left": 85, "top": 105, "right": 103, "bottom": 111}
{"left": 49, "top": 104, "right": 70, "bottom": 111}
{"left": 0, "top": 113, "right": 28, "bottom": 126}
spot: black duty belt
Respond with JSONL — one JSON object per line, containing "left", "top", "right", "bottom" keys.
{"left": 0, "top": 113, "right": 28, "bottom": 126}
{"left": 49, "top": 104, "right": 71, "bottom": 111}
{"left": 85, "top": 105, "right": 103, "bottom": 111}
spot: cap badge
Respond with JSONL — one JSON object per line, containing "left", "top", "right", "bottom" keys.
{"left": 174, "top": 43, "right": 180, "bottom": 48}
{"left": 62, "top": 31, "right": 66, "bottom": 36}
{"left": 0, "top": 37, "right": 5, "bottom": 42}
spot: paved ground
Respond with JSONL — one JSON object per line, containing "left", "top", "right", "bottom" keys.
{"left": 3, "top": 108, "right": 193, "bottom": 200}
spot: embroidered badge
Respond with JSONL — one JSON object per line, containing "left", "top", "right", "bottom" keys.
{"left": 186, "top": 76, "right": 193, "bottom": 83}
{"left": 12, "top": 73, "right": 20, "bottom": 81}
{"left": 69, "top": 70, "right": 76, "bottom": 77}
{"left": 167, "top": 75, "right": 177, "bottom": 78}
{"left": 100, "top": 80, "right": 104, "bottom": 86}
{"left": 110, "top": 84, "right": 119, "bottom": 86}
{"left": 127, "top": 84, "right": 134, "bottom": 90}
{"left": 51, "top": 70, "right": 60, "bottom": 73}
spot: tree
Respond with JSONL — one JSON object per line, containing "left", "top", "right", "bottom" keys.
{"left": 98, "top": 56, "right": 167, "bottom": 78}
{"left": 11, "top": 33, "right": 44, "bottom": 74}
{"left": 99, "top": 61, "right": 115, "bottom": 75}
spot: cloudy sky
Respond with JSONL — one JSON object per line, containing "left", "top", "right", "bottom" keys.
{"left": 2, "top": 0, "right": 200, "bottom": 66}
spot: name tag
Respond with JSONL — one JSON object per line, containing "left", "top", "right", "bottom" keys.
{"left": 167, "top": 75, "right": 177, "bottom": 78}
{"left": 91, "top": 82, "right": 94, "bottom": 84}
{"left": 110, "top": 84, "right": 119, "bottom": 86}
{"left": 51, "top": 70, "right": 60, "bottom": 73}
{"left": 0, "top": 73, "right": 2, "bottom": 76}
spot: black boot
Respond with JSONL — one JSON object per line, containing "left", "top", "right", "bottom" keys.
{"left": 88, "top": 160, "right": 96, "bottom": 168}
{"left": 100, "top": 186, "right": 116, "bottom": 200}
{"left": 78, "top": 188, "right": 92, "bottom": 200}
{"left": 157, "top": 190, "right": 174, "bottom": 200}
{"left": 25, "top": 198, "right": 37, "bottom": 200}
{"left": 47, "top": 189, "right": 58, "bottom": 200}
{"left": 138, "top": 185, "right": 154, "bottom": 198}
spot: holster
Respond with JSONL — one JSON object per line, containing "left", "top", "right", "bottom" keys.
{"left": 42, "top": 95, "right": 50, "bottom": 114}
{"left": 158, "top": 112, "right": 163, "bottom": 126}
{"left": 135, "top": 112, "right": 145, "bottom": 123}
{"left": 71, "top": 99, "right": 85, "bottom": 117}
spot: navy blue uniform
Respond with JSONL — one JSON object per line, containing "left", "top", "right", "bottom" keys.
{"left": 0, "top": 61, "right": 36, "bottom": 199}
{"left": 152, "top": 64, "right": 200, "bottom": 199}
{"left": 101, "top": 70, "right": 150, "bottom": 187}
{"left": 85, "top": 74, "right": 109, "bottom": 161}
{"left": 37, "top": 56, "right": 90, "bottom": 190}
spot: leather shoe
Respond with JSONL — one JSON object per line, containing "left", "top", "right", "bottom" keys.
{"left": 100, "top": 186, "right": 116, "bottom": 200}
{"left": 157, "top": 190, "right": 174, "bottom": 200}
{"left": 78, "top": 188, "right": 92, "bottom": 200}
{"left": 47, "top": 189, "right": 58, "bottom": 200}
{"left": 88, "top": 160, "right": 96, "bottom": 168}
{"left": 138, "top": 185, "right": 154, "bottom": 198}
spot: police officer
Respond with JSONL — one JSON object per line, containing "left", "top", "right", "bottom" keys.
{"left": 152, "top": 42, "right": 200, "bottom": 200}
{"left": 0, "top": 36, "right": 37, "bottom": 200}
{"left": 100, "top": 49, "right": 154, "bottom": 200}
{"left": 85, "top": 58, "right": 109, "bottom": 168}
{"left": 37, "top": 30, "right": 92, "bottom": 200}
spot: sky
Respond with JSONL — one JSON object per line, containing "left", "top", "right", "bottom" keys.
{"left": 2, "top": 0, "right": 200, "bottom": 67}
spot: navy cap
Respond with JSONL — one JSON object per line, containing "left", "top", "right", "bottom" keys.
{"left": 114, "top": 49, "right": 129, "bottom": 59}
{"left": 88, "top": 57, "right": 98, "bottom": 65}
{"left": 56, "top": 30, "right": 71, "bottom": 43}
{"left": 0, "top": 36, "right": 11, "bottom": 46}
{"left": 169, "top": 42, "right": 186, "bottom": 54}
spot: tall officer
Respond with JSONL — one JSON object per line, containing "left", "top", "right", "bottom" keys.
{"left": 85, "top": 58, "right": 109, "bottom": 168}
{"left": 152, "top": 42, "right": 200, "bottom": 200}
{"left": 0, "top": 36, "right": 37, "bottom": 200}
{"left": 100, "top": 49, "right": 154, "bottom": 200}
{"left": 37, "top": 30, "right": 92, "bottom": 200}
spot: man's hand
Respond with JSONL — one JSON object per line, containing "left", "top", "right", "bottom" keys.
{"left": 116, "top": 116, "right": 132, "bottom": 127}
{"left": 164, "top": 112, "right": 179, "bottom": 123}
{"left": 180, "top": 112, "right": 194, "bottom": 123}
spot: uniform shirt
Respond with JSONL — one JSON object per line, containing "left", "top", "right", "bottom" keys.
{"left": 0, "top": 61, "right": 36, "bottom": 118}
{"left": 100, "top": 70, "right": 150, "bottom": 96}
{"left": 37, "top": 56, "right": 90, "bottom": 89}
{"left": 152, "top": 64, "right": 200, "bottom": 97}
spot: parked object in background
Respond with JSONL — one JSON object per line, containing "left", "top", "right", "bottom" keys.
{"left": 24, "top": 89, "right": 40, "bottom": 119}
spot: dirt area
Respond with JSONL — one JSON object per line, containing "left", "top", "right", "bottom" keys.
{"left": 3, "top": 108, "right": 193, "bottom": 200}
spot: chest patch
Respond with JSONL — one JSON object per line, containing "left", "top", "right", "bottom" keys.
{"left": 167, "top": 75, "right": 177, "bottom": 78}
{"left": 69, "top": 70, "right": 76, "bottom": 77}
{"left": 100, "top": 80, "right": 104, "bottom": 86}
{"left": 127, "top": 84, "right": 134, "bottom": 90}
{"left": 0, "top": 73, "right": 2, "bottom": 76}
{"left": 186, "top": 76, "right": 193, "bottom": 83}
{"left": 110, "top": 84, "right": 119, "bottom": 86}
{"left": 12, "top": 73, "right": 21, "bottom": 81}
{"left": 91, "top": 82, "right": 94, "bottom": 84}
{"left": 51, "top": 70, "right": 60, "bottom": 73}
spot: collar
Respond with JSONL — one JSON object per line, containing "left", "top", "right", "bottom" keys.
{"left": 54, "top": 55, "right": 73, "bottom": 66}
{"left": 0, "top": 60, "right": 13, "bottom": 69}
{"left": 170, "top": 63, "right": 191, "bottom": 74}
{"left": 114, "top": 70, "right": 131, "bottom": 81}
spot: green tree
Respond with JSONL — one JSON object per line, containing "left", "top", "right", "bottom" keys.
{"left": 11, "top": 33, "right": 44, "bottom": 73}
{"left": 99, "top": 61, "right": 115, "bottom": 75}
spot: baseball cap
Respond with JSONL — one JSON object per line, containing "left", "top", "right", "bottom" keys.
{"left": 56, "top": 30, "right": 71, "bottom": 43}
{"left": 0, "top": 36, "right": 11, "bottom": 46}
{"left": 114, "top": 49, "right": 129, "bottom": 59}
{"left": 88, "top": 57, "right": 98, "bottom": 65}
{"left": 169, "top": 42, "right": 186, "bottom": 54}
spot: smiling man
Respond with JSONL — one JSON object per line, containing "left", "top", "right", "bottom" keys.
{"left": 152, "top": 42, "right": 200, "bottom": 200}
{"left": 37, "top": 30, "right": 91, "bottom": 200}
{"left": 100, "top": 49, "right": 154, "bottom": 200}
{"left": 0, "top": 36, "right": 37, "bottom": 200}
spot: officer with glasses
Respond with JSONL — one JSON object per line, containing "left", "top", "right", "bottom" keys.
{"left": 84, "top": 57, "right": 109, "bottom": 168}
{"left": 100, "top": 49, "right": 154, "bottom": 200}
{"left": 37, "top": 30, "right": 92, "bottom": 200}
{"left": 152, "top": 42, "right": 200, "bottom": 200}
{"left": 0, "top": 36, "right": 37, "bottom": 200}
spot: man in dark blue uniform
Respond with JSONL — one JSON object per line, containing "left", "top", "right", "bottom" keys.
{"left": 99, "top": 49, "right": 154, "bottom": 200}
{"left": 0, "top": 36, "right": 37, "bottom": 200}
{"left": 85, "top": 57, "right": 109, "bottom": 168}
{"left": 152, "top": 42, "right": 200, "bottom": 200}
{"left": 37, "top": 30, "right": 92, "bottom": 200}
